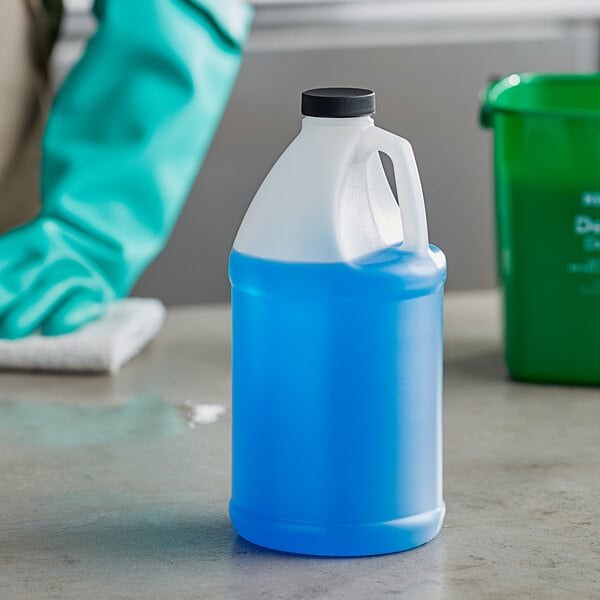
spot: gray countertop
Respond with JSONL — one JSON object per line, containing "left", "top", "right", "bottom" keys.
{"left": 1, "top": 290, "right": 599, "bottom": 600}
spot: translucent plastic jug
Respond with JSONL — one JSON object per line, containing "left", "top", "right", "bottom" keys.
{"left": 229, "top": 88, "right": 446, "bottom": 556}
{"left": 481, "top": 73, "right": 600, "bottom": 384}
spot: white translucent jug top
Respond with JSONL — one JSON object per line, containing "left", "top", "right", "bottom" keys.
{"left": 233, "top": 115, "right": 429, "bottom": 262}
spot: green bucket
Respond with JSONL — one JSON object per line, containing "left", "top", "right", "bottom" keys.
{"left": 481, "top": 73, "right": 600, "bottom": 385}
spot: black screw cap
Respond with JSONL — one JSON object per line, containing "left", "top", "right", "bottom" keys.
{"left": 301, "top": 87, "right": 376, "bottom": 118}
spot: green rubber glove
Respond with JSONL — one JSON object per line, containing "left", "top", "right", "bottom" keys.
{"left": 0, "top": 0, "right": 252, "bottom": 339}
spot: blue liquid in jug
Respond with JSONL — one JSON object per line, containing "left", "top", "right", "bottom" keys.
{"left": 229, "top": 245, "right": 446, "bottom": 556}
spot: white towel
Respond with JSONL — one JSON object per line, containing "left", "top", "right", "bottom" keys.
{"left": 0, "top": 298, "right": 166, "bottom": 374}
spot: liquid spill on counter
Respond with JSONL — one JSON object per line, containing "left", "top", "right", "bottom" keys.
{"left": 0, "top": 396, "right": 226, "bottom": 446}
{"left": 0, "top": 391, "right": 236, "bottom": 592}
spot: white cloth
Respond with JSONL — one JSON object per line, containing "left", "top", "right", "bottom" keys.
{"left": 0, "top": 298, "right": 166, "bottom": 374}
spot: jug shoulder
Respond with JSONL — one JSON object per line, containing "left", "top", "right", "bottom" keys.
{"left": 233, "top": 125, "right": 398, "bottom": 263}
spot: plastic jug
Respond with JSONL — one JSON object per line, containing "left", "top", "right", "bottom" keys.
{"left": 481, "top": 73, "right": 600, "bottom": 384}
{"left": 229, "top": 88, "right": 446, "bottom": 556}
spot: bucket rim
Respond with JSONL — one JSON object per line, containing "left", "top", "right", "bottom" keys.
{"left": 480, "top": 72, "right": 600, "bottom": 126}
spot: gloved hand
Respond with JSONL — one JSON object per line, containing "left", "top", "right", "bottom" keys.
{"left": 0, "top": 0, "right": 252, "bottom": 338}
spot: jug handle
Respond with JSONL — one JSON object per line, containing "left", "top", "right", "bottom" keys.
{"left": 360, "top": 127, "right": 429, "bottom": 252}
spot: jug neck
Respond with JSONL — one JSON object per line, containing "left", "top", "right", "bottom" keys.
{"left": 302, "top": 115, "right": 374, "bottom": 129}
